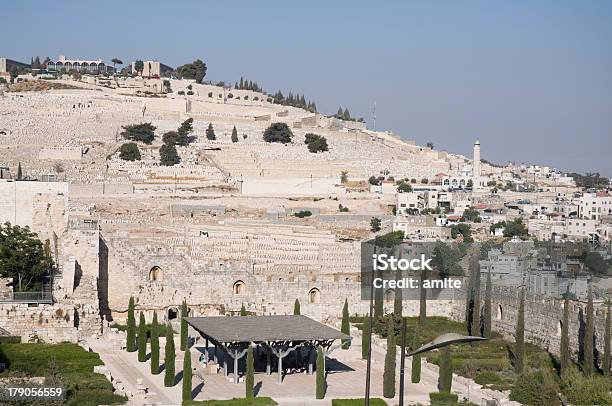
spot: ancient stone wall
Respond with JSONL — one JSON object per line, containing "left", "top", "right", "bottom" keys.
{"left": 0, "top": 303, "right": 77, "bottom": 343}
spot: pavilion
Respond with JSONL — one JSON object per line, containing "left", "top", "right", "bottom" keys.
{"left": 185, "top": 315, "right": 351, "bottom": 384}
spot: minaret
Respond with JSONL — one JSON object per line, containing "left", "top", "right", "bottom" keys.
{"left": 473, "top": 139, "right": 481, "bottom": 178}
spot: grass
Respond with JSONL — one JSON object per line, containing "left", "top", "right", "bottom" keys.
{"left": 183, "top": 398, "right": 277, "bottom": 406}
{"left": 331, "top": 399, "right": 387, "bottom": 405}
{"left": 110, "top": 322, "right": 170, "bottom": 336}
{"left": 0, "top": 343, "right": 126, "bottom": 406}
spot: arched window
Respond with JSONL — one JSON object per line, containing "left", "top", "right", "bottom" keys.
{"left": 557, "top": 320, "right": 562, "bottom": 336}
{"left": 308, "top": 288, "right": 321, "bottom": 304}
{"left": 496, "top": 304, "right": 503, "bottom": 320}
{"left": 233, "top": 280, "right": 246, "bottom": 295}
{"left": 149, "top": 266, "right": 161, "bottom": 282}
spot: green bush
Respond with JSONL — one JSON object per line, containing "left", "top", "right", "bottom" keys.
{"left": 293, "top": 210, "right": 312, "bottom": 218}
{"left": 509, "top": 370, "right": 560, "bottom": 406}
{"left": 560, "top": 365, "right": 612, "bottom": 405}
{"left": 429, "top": 392, "right": 458, "bottom": 404}
{"left": 0, "top": 336, "right": 21, "bottom": 344}
{"left": 119, "top": 142, "right": 141, "bottom": 161}
{"left": 331, "top": 399, "right": 387, "bottom": 406}
{"left": 474, "top": 371, "right": 503, "bottom": 386}
{"left": 263, "top": 122, "right": 293, "bottom": 144}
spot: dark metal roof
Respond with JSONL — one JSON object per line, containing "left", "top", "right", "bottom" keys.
{"left": 185, "top": 315, "right": 351, "bottom": 343}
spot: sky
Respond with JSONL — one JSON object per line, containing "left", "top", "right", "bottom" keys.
{"left": 3, "top": 0, "right": 612, "bottom": 176}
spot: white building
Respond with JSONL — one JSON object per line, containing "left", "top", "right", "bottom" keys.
{"left": 46, "top": 55, "right": 114, "bottom": 73}
{"left": 578, "top": 192, "right": 612, "bottom": 221}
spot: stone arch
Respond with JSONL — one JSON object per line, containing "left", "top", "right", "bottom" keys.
{"left": 148, "top": 266, "right": 162, "bottom": 282}
{"left": 385, "top": 289, "right": 395, "bottom": 302}
{"left": 167, "top": 307, "right": 178, "bottom": 320}
{"left": 496, "top": 304, "right": 503, "bottom": 320}
{"left": 557, "top": 320, "right": 562, "bottom": 336}
{"left": 233, "top": 280, "right": 246, "bottom": 295}
{"left": 308, "top": 287, "right": 321, "bottom": 304}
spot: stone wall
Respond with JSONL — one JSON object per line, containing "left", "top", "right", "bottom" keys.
{"left": 0, "top": 303, "right": 77, "bottom": 343}
{"left": 0, "top": 180, "right": 69, "bottom": 228}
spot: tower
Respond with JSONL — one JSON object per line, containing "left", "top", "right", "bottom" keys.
{"left": 473, "top": 139, "right": 481, "bottom": 178}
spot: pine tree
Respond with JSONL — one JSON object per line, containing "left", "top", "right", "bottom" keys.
{"left": 245, "top": 346, "right": 254, "bottom": 398}
{"left": 316, "top": 346, "right": 325, "bottom": 399}
{"left": 343, "top": 108, "right": 351, "bottom": 120}
{"left": 341, "top": 299, "right": 350, "bottom": 349}
{"left": 164, "top": 323, "right": 176, "bottom": 387}
{"left": 560, "top": 287, "right": 570, "bottom": 374}
{"left": 180, "top": 299, "right": 188, "bottom": 351}
{"left": 126, "top": 296, "right": 136, "bottom": 352}
{"left": 138, "top": 312, "right": 147, "bottom": 362}
{"left": 438, "top": 346, "right": 453, "bottom": 393}
{"left": 182, "top": 346, "right": 192, "bottom": 401}
{"left": 383, "top": 317, "right": 396, "bottom": 398}
{"left": 362, "top": 318, "right": 370, "bottom": 360}
{"left": 411, "top": 324, "right": 422, "bottom": 383}
{"left": 240, "top": 303, "right": 247, "bottom": 316}
{"left": 294, "top": 299, "right": 301, "bottom": 315}
{"left": 583, "top": 282, "right": 594, "bottom": 375}
{"left": 231, "top": 126, "right": 238, "bottom": 143}
{"left": 239, "top": 77, "right": 244, "bottom": 89}
{"left": 336, "top": 107, "right": 343, "bottom": 118}
{"left": 515, "top": 288, "right": 525, "bottom": 374}
{"left": 483, "top": 270, "right": 492, "bottom": 338}
{"left": 603, "top": 299, "right": 611, "bottom": 375}
{"left": 17, "top": 162, "right": 22, "bottom": 180}
{"left": 206, "top": 123, "right": 216, "bottom": 140}
{"left": 150, "top": 313, "right": 160, "bottom": 374}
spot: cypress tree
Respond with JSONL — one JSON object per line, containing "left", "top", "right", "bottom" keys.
{"left": 138, "top": 312, "right": 147, "bottom": 362}
{"left": 180, "top": 299, "right": 188, "bottom": 351}
{"left": 394, "top": 268, "right": 403, "bottom": 318}
{"left": 560, "top": 287, "right": 570, "bottom": 374}
{"left": 182, "top": 346, "right": 192, "bottom": 401}
{"left": 383, "top": 317, "right": 396, "bottom": 398}
{"left": 583, "top": 281, "right": 594, "bottom": 375}
{"left": 245, "top": 346, "right": 254, "bottom": 398}
{"left": 240, "top": 303, "right": 247, "bottom": 316}
{"left": 341, "top": 299, "right": 350, "bottom": 349}
{"left": 294, "top": 299, "right": 301, "bottom": 315}
{"left": 438, "top": 346, "right": 453, "bottom": 393}
{"left": 603, "top": 299, "right": 611, "bottom": 376}
{"left": 411, "top": 324, "right": 422, "bottom": 383}
{"left": 150, "top": 313, "right": 160, "bottom": 374}
{"left": 206, "top": 123, "right": 216, "bottom": 140}
{"left": 126, "top": 296, "right": 136, "bottom": 352}
{"left": 515, "top": 288, "right": 525, "bottom": 374}
{"left": 470, "top": 257, "right": 481, "bottom": 336}
{"left": 362, "top": 318, "right": 370, "bottom": 360}
{"left": 483, "top": 270, "right": 492, "bottom": 338}
{"left": 164, "top": 323, "right": 176, "bottom": 387}
{"left": 316, "top": 346, "right": 325, "bottom": 399}
{"left": 231, "top": 126, "right": 238, "bottom": 143}
{"left": 239, "top": 77, "right": 244, "bottom": 89}
{"left": 17, "top": 162, "right": 22, "bottom": 180}
{"left": 419, "top": 268, "right": 427, "bottom": 327}
{"left": 374, "top": 268, "right": 384, "bottom": 320}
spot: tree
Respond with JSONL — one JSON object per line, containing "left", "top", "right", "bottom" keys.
{"left": 263, "top": 122, "right": 293, "bottom": 144}
{"left": 151, "top": 312, "right": 160, "bottom": 374}
{"left": 126, "top": 296, "right": 136, "bottom": 352}
{"left": 293, "top": 299, "right": 301, "bottom": 315}
{"left": 604, "top": 299, "right": 611, "bottom": 375}
{"left": 362, "top": 318, "right": 370, "bottom": 360}
{"left": 483, "top": 270, "right": 492, "bottom": 338}
{"left": 119, "top": 143, "right": 141, "bottom": 161}
{"left": 205, "top": 123, "right": 216, "bottom": 141}
{"left": 134, "top": 60, "right": 144, "bottom": 74}
{"left": 316, "top": 346, "right": 325, "bottom": 399}
{"left": 560, "top": 287, "right": 570, "bottom": 374}
{"left": 162, "top": 131, "right": 180, "bottom": 145}
{"left": 584, "top": 251, "right": 611, "bottom": 277}
{"left": 111, "top": 58, "right": 123, "bottom": 71}
{"left": 245, "top": 346, "right": 254, "bottom": 398}
{"left": 180, "top": 299, "right": 188, "bottom": 351}
{"left": 138, "top": 312, "right": 147, "bottom": 362}
{"left": 121, "top": 123, "right": 156, "bottom": 144}
{"left": 304, "top": 133, "right": 328, "bottom": 153}
{"left": 583, "top": 282, "right": 594, "bottom": 375}
{"left": 159, "top": 144, "right": 179, "bottom": 166}
{"left": 341, "top": 299, "right": 350, "bottom": 349}
{"left": 383, "top": 317, "right": 396, "bottom": 398}
{"left": 411, "top": 324, "right": 422, "bottom": 383}
{"left": 370, "top": 217, "right": 382, "bottom": 233}
{"left": 177, "top": 118, "right": 194, "bottom": 145}
{"left": 17, "top": 162, "right": 22, "bottom": 180}
{"left": 426, "top": 142, "right": 434, "bottom": 149}
{"left": 461, "top": 208, "right": 481, "bottom": 223}
{"left": 515, "top": 288, "right": 525, "bottom": 374}
{"left": 438, "top": 346, "right": 453, "bottom": 393}
{"left": 240, "top": 303, "right": 247, "bottom": 316}
{"left": 164, "top": 323, "right": 176, "bottom": 387}
{"left": 0, "top": 223, "right": 53, "bottom": 292}
{"left": 397, "top": 180, "right": 412, "bottom": 193}
{"left": 340, "top": 170, "right": 349, "bottom": 184}
{"left": 176, "top": 59, "right": 207, "bottom": 83}
{"left": 231, "top": 126, "right": 238, "bottom": 143}
{"left": 182, "top": 346, "right": 192, "bottom": 401}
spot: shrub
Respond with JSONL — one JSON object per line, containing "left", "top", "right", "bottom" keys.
{"left": 293, "top": 210, "right": 312, "bottom": 218}
{"left": 474, "top": 371, "right": 503, "bottom": 386}
{"left": 160, "top": 143, "right": 179, "bottom": 166}
{"left": 119, "top": 142, "right": 141, "bottom": 161}
{"left": 206, "top": 123, "right": 216, "bottom": 140}
{"left": 331, "top": 400, "right": 387, "bottom": 406}
{"left": 263, "top": 122, "right": 293, "bottom": 144}
{"left": 187, "top": 91, "right": 194, "bottom": 95}
{"left": 178, "top": 90, "right": 185, "bottom": 95}
{"left": 509, "top": 369, "right": 559, "bottom": 406}
{"left": 121, "top": 123, "right": 156, "bottom": 144}
{"left": 126, "top": 296, "right": 136, "bottom": 352}
{"left": 304, "top": 133, "right": 328, "bottom": 153}
{"left": 429, "top": 392, "right": 458, "bottom": 405}
{"left": 0, "top": 336, "right": 21, "bottom": 344}
{"left": 561, "top": 365, "right": 612, "bottom": 405}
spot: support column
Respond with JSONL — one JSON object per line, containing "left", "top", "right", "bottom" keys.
{"left": 277, "top": 353, "right": 283, "bottom": 384}
{"left": 233, "top": 350, "right": 239, "bottom": 384}
{"left": 223, "top": 354, "right": 228, "bottom": 377}
{"left": 308, "top": 348, "right": 315, "bottom": 375}
{"left": 213, "top": 344, "right": 218, "bottom": 363}
{"left": 266, "top": 349, "right": 271, "bottom": 375}
{"left": 204, "top": 338, "right": 209, "bottom": 363}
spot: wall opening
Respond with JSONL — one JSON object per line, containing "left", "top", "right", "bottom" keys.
{"left": 233, "top": 280, "right": 246, "bottom": 295}
{"left": 309, "top": 288, "right": 321, "bottom": 304}
{"left": 149, "top": 266, "right": 162, "bottom": 282}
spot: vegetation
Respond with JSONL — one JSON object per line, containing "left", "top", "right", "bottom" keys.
{"left": 183, "top": 399, "right": 277, "bottom": 406}
{"left": 604, "top": 300, "right": 611, "bottom": 375}
{"left": 126, "top": 296, "right": 136, "bottom": 352}
{"left": 370, "top": 217, "right": 382, "bottom": 232}
{"left": 331, "top": 400, "right": 387, "bottom": 406}
{"left": 438, "top": 346, "right": 453, "bottom": 393}
{"left": 231, "top": 126, "right": 239, "bottom": 143}
{"left": 374, "top": 231, "right": 405, "bottom": 248}
{"left": 490, "top": 218, "right": 529, "bottom": 239}
{"left": 245, "top": 346, "right": 254, "bottom": 399}
{"left": 121, "top": 123, "right": 156, "bottom": 144}
{"left": 341, "top": 299, "right": 350, "bottom": 349}
{"left": 17, "top": 162, "right": 23, "bottom": 179}
{"left": 134, "top": 60, "right": 144, "bottom": 74}
{"left": 119, "top": 142, "right": 141, "bottom": 161}
{"left": 183, "top": 346, "right": 192, "bottom": 402}
{"left": 450, "top": 223, "right": 473, "bottom": 243}
{"left": 138, "top": 312, "right": 147, "bottom": 362}
{"left": 181, "top": 299, "right": 189, "bottom": 351}
{"left": 240, "top": 303, "right": 247, "bottom": 316}
{"left": 382, "top": 317, "right": 396, "bottom": 398}
{"left": 164, "top": 323, "right": 176, "bottom": 386}
{"left": 583, "top": 282, "right": 594, "bottom": 374}
{"left": 340, "top": 170, "right": 349, "bottom": 184}
{"left": 334, "top": 106, "right": 364, "bottom": 122}
{"left": 396, "top": 180, "right": 412, "bottom": 193}
{"left": 206, "top": 123, "right": 216, "bottom": 141}
{"left": 175, "top": 59, "right": 207, "bottom": 83}
{"left": 361, "top": 318, "right": 370, "bottom": 360}
{"left": 177, "top": 118, "right": 194, "bottom": 145}
{"left": 304, "top": 133, "right": 329, "bottom": 153}
{"left": 270, "top": 90, "right": 317, "bottom": 113}
{"left": 316, "top": 346, "right": 325, "bottom": 399}
{"left": 461, "top": 208, "right": 481, "bottom": 223}
{"left": 514, "top": 289, "right": 525, "bottom": 374}
{"left": 567, "top": 172, "right": 609, "bottom": 189}
{"left": 151, "top": 312, "right": 160, "bottom": 374}
{"left": 411, "top": 323, "right": 422, "bottom": 383}
{"left": 483, "top": 270, "right": 492, "bottom": 338}
{"left": 234, "top": 77, "right": 263, "bottom": 92}
{"left": 0, "top": 343, "right": 126, "bottom": 405}
{"left": 0, "top": 222, "right": 54, "bottom": 292}
{"left": 263, "top": 122, "right": 293, "bottom": 144}
{"left": 160, "top": 143, "right": 179, "bottom": 166}
{"left": 293, "top": 299, "right": 301, "bottom": 315}
{"left": 431, "top": 241, "right": 465, "bottom": 277}
{"left": 293, "top": 210, "right": 312, "bottom": 218}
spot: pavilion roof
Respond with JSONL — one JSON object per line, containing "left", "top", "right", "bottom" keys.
{"left": 185, "top": 315, "right": 350, "bottom": 343}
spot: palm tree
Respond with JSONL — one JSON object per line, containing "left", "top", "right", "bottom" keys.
{"left": 111, "top": 58, "right": 123, "bottom": 73}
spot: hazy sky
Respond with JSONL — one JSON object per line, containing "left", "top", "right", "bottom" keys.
{"left": 3, "top": 1, "right": 612, "bottom": 176}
